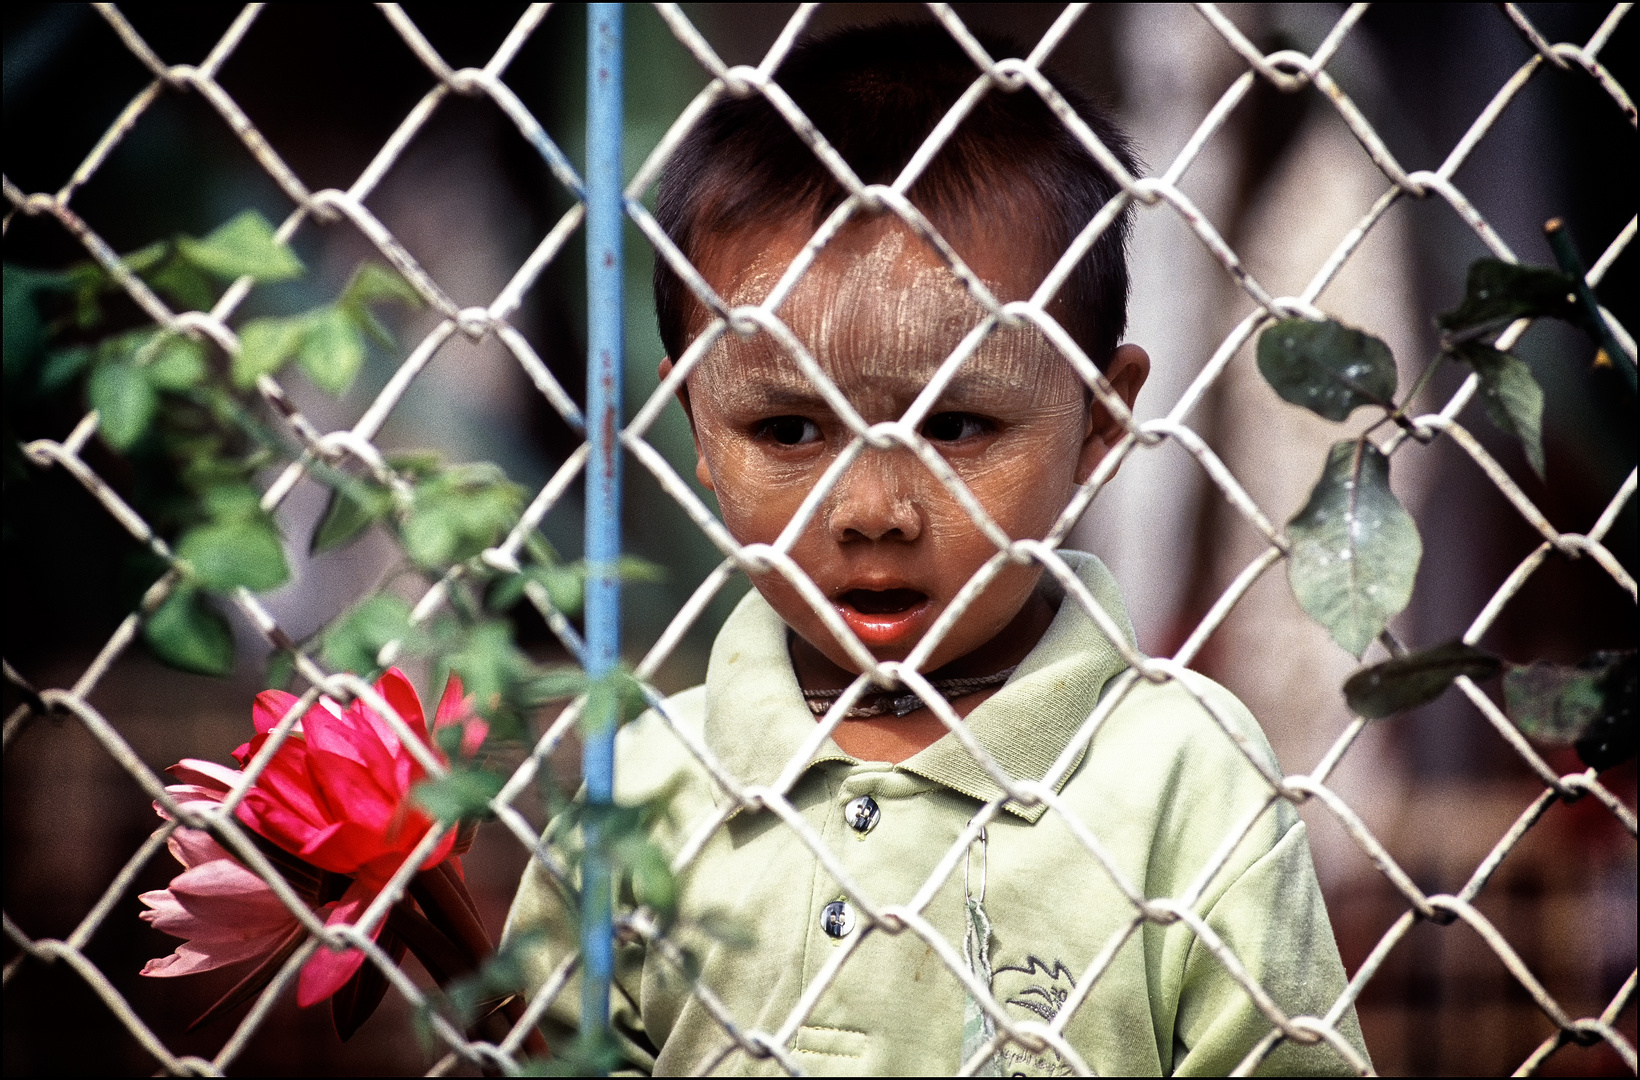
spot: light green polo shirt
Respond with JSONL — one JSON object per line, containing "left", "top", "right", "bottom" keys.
{"left": 505, "top": 553, "right": 1368, "bottom": 1075}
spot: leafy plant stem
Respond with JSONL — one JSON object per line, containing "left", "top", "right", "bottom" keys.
{"left": 1544, "top": 217, "right": 1636, "bottom": 392}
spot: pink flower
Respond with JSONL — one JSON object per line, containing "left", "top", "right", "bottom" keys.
{"left": 140, "top": 670, "right": 485, "bottom": 1009}
{"left": 139, "top": 761, "right": 301, "bottom": 977}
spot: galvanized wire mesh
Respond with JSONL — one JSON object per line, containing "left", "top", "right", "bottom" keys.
{"left": 3, "top": 3, "right": 1636, "bottom": 1076}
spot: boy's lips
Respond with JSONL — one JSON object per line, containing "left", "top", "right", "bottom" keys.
{"left": 833, "top": 588, "right": 932, "bottom": 648}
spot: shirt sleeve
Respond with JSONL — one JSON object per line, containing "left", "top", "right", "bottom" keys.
{"left": 1170, "top": 820, "right": 1371, "bottom": 1076}
{"left": 504, "top": 852, "right": 659, "bottom": 1075}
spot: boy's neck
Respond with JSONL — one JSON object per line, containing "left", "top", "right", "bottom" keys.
{"left": 789, "top": 585, "right": 1060, "bottom": 765}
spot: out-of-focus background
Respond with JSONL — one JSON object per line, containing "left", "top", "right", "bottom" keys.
{"left": 3, "top": 3, "right": 1634, "bottom": 1075}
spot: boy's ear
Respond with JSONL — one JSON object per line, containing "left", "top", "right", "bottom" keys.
{"left": 1077, "top": 343, "right": 1149, "bottom": 484}
{"left": 658, "top": 357, "right": 715, "bottom": 492}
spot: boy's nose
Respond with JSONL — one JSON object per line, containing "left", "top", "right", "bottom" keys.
{"left": 826, "top": 458, "right": 923, "bottom": 543}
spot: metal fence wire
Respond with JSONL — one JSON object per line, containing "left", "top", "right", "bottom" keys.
{"left": 3, "top": 2, "right": 1637, "bottom": 1076}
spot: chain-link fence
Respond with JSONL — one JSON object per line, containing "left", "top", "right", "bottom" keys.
{"left": 2, "top": 3, "right": 1635, "bottom": 1076}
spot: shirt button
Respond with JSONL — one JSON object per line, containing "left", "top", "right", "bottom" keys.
{"left": 820, "top": 899, "right": 855, "bottom": 939}
{"left": 844, "top": 795, "right": 880, "bottom": 834}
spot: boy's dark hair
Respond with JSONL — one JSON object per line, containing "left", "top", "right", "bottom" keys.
{"left": 653, "top": 21, "right": 1139, "bottom": 367}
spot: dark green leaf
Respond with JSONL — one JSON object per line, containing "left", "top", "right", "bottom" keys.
{"left": 234, "top": 316, "right": 306, "bottom": 386}
{"left": 1256, "top": 317, "right": 1398, "bottom": 421}
{"left": 321, "top": 594, "right": 415, "bottom": 675}
{"left": 1451, "top": 342, "right": 1545, "bottom": 478}
{"left": 89, "top": 361, "right": 158, "bottom": 450}
{"left": 297, "top": 305, "right": 365, "bottom": 396}
{"left": 1287, "top": 440, "right": 1423, "bottom": 658}
{"left": 1343, "top": 641, "right": 1501, "bottom": 719}
{"left": 3, "top": 265, "right": 45, "bottom": 390}
{"left": 312, "top": 478, "right": 394, "bottom": 554}
{"left": 40, "top": 346, "right": 93, "bottom": 393}
{"left": 144, "top": 587, "right": 235, "bottom": 676}
{"left": 177, "top": 516, "right": 290, "bottom": 592}
{"left": 412, "top": 766, "right": 505, "bottom": 824}
{"left": 1504, "top": 651, "right": 1636, "bottom": 770}
{"left": 146, "top": 333, "right": 209, "bottom": 390}
{"left": 176, "top": 210, "right": 304, "bottom": 282}
{"left": 1437, "top": 259, "right": 1583, "bottom": 333}
{"left": 146, "top": 255, "right": 219, "bottom": 312}
{"left": 518, "top": 1032, "right": 626, "bottom": 1077}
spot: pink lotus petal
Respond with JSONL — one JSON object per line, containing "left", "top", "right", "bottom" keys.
{"left": 297, "top": 879, "right": 380, "bottom": 1007}
{"left": 167, "top": 758, "right": 240, "bottom": 794}
{"left": 167, "top": 827, "right": 231, "bottom": 870}
{"left": 165, "top": 862, "right": 296, "bottom": 940}
{"left": 141, "top": 939, "right": 280, "bottom": 978}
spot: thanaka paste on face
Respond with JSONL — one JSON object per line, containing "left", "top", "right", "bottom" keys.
{"left": 690, "top": 221, "right": 1090, "bottom": 538}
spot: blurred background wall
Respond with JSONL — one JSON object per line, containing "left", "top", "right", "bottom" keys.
{"left": 3, "top": 4, "right": 1634, "bottom": 1074}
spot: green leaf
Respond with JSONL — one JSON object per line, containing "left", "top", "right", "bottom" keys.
{"left": 1287, "top": 440, "right": 1423, "bottom": 658}
{"left": 312, "top": 478, "right": 394, "bottom": 554}
{"left": 201, "top": 482, "right": 264, "bottom": 520}
{"left": 386, "top": 450, "right": 444, "bottom": 479}
{"left": 234, "top": 316, "right": 307, "bottom": 386}
{"left": 3, "top": 265, "right": 46, "bottom": 390}
{"left": 176, "top": 210, "right": 304, "bottom": 282}
{"left": 40, "top": 346, "right": 93, "bottom": 393}
{"left": 402, "top": 463, "right": 525, "bottom": 569}
{"left": 442, "top": 620, "right": 538, "bottom": 728}
{"left": 1504, "top": 651, "right": 1636, "bottom": 771}
{"left": 321, "top": 594, "right": 415, "bottom": 676}
{"left": 144, "top": 587, "right": 235, "bottom": 676}
{"left": 177, "top": 516, "right": 290, "bottom": 592}
{"left": 1451, "top": 342, "right": 1546, "bottom": 478}
{"left": 146, "top": 255, "right": 218, "bottom": 312}
{"left": 89, "top": 361, "right": 158, "bottom": 450}
{"left": 1343, "top": 641, "right": 1500, "bottom": 719}
{"left": 265, "top": 648, "right": 296, "bottom": 691}
{"left": 1256, "top": 317, "right": 1398, "bottom": 422}
{"left": 412, "top": 766, "right": 505, "bottom": 824}
{"left": 121, "top": 240, "right": 170, "bottom": 276}
{"left": 342, "top": 262, "right": 422, "bottom": 307}
{"left": 146, "top": 333, "right": 209, "bottom": 390}
{"left": 1437, "top": 259, "right": 1583, "bottom": 333}
{"left": 297, "top": 305, "right": 366, "bottom": 396}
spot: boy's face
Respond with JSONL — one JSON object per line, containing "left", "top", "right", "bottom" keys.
{"left": 676, "top": 215, "right": 1147, "bottom": 675}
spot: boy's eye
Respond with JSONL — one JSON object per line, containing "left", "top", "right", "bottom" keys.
{"left": 920, "top": 412, "right": 991, "bottom": 443}
{"left": 757, "top": 416, "right": 822, "bottom": 446}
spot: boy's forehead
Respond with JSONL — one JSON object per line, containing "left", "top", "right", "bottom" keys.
{"left": 694, "top": 219, "right": 1077, "bottom": 399}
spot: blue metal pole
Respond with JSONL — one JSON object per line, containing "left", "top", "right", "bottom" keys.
{"left": 582, "top": 0, "right": 623, "bottom": 1049}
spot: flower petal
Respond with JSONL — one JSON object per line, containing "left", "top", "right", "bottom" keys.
{"left": 166, "top": 827, "right": 230, "bottom": 871}
{"left": 296, "top": 879, "right": 381, "bottom": 1007}
{"left": 304, "top": 746, "right": 397, "bottom": 832}
{"left": 434, "top": 673, "right": 469, "bottom": 728}
{"left": 156, "top": 860, "right": 296, "bottom": 942}
{"left": 167, "top": 758, "right": 241, "bottom": 794}
{"left": 253, "top": 689, "right": 301, "bottom": 735}
{"left": 141, "top": 938, "right": 286, "bottom": 978}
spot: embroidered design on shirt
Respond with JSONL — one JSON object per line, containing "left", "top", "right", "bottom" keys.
{"left": 994, "top": 955, "right": 1074, "bottom": 1021}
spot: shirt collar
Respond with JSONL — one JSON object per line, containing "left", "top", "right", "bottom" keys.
{"left": 702, "top": 552, "right": 1135, "bottom": 822}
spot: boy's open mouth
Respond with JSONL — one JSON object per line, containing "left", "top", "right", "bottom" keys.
{"left": 840, "top": 588, "right": 927, "bottom": 615}
{"left": 833, "top": 588, "right": 932, "bottom": 648}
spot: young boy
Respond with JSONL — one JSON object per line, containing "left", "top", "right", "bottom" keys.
{"left": 507, "top": 22, "right": 1368, "bottom": 1076}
